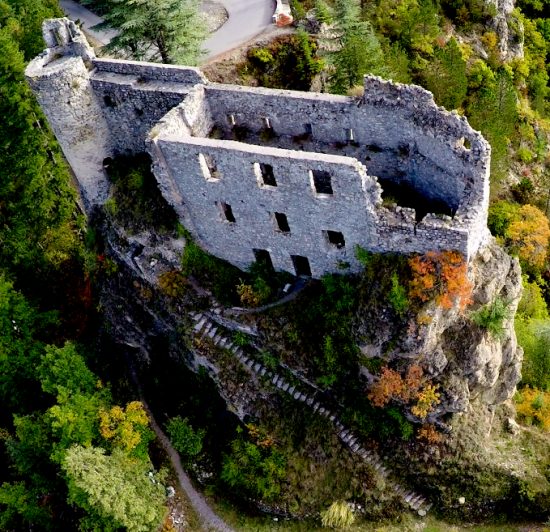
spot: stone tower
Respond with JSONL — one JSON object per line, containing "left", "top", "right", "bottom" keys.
{"left": 25, "top": 18, "right": 112, "bottom": 209}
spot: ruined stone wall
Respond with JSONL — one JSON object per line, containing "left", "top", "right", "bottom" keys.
{"left": 27, "top": 19, "right": 491, "bottom": 278}
{"left": 203, "top": 83, "right": 486, "bottom": 212}
{"left": 89, "top": 59, "right": 206, "bottom": 154}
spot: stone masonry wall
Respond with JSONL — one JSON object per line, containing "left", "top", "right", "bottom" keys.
{"left": 89, "top": 59, "right": 207, "bottom": 154}
{"left": 25, "top": 19, "right": 112, "bottom": 209}
{"left": 27, "top": 19, "right": 491, "bottom": 278}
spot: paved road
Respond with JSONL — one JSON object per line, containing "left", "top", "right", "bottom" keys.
{"left": 203, "top": 0, "right": 275, "bottom": 60}
{"left": 59, "top": 0, "right": 118, "bottom": 45}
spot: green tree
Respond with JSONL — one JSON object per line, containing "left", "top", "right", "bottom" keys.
{"left": 0, "top": 7, "right": 79, "bottom": 278}
{"left": 422, "top": 37, "right": 468, "bottom": 109}
{"left": 326, "top": 0, "right": 389, "bottom": 94}
{"left": 221, "top": 427, "right": 286, "bottom": 501}
{"left": 468, "top": 69, "right": 518, "bottom": 183}
{"left": 62, "top": 446, "right": 167, "bottom": 532}
{"left": 166, "top": 416, "right": 204, "bottom": 463}
{"left": 100, "top": 0, "right": 207, "bottom": 64}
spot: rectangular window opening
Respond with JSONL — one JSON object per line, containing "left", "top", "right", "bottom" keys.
{"left": 304, "top": 123, "right": 313, "bottom": 136}
{"left": 253, "top": 249, "right": 274, "bottom": 271}
{"left": 263, "top": 117, "right": 272, "bottom": 129}
{"left": 324, "top": 230, "right": 346, "bottom": 249}
{"left": 291, "top": 255, "right": 312, "bottom": 277}
{"left": 199, "top": 153, "right": 220, "bottom": 181}
{"left": 345, "top": 128, "right": 354, "bottom": 142}
{"left": 227, "top": 114, "right": 236, "bottom": 126}
{"left": 273, "top": 212, "right": 290, "bottom": 233}
{"left": 254, "top": 162, "right": 277, "bottom": 187}
{"left": 311, "top": 169, "right": 333, "bottom": 195}
{"left": 216, "top": 201, "right": 236, "bottom": 223}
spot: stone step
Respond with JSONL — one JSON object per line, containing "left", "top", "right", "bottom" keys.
{"left": 253, "top": 363, "right": 261, "bottom": 373}
{"left": 306, "top": 396, "right": 314, "bottom": 406}
{"left": 260, "top": 367, "right": 267, "bottom": 376}
{"left": 191, "top": 312, "right": 202, "bottom": 321}
{"left": 193, "top": 317, "right": 207, "bottom": 333}
{"left": 288, "top": 386, "right": 295, "bottom": 395}
{"left": 281, "top": 382, "right": 289, "bottom": 392}
{"left": 201, "top": 322, "right": 213, "bottom": 337}
{"left": 208, "top": 327, "right": 218, "bottom": 338}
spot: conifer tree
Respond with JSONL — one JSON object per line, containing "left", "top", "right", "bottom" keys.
{"left": 325, "top": 0, "right": 388, "bottom": 94}
{"left": 99, "top": 0, "right": 207, "bottom": 65}
{"left": 422, "top": 37, "right": 468, "bottom": 110}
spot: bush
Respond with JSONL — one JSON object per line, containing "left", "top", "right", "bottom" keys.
{"left": 515, "top": 318, "right": 550, "bottom": 390}
{"left": 388, "top": 272, "right": 409, "bottom": 315}
{"left": 515, "top": 387, "right": 550, "bottom": 430}
{"left": 166, "top": 416, "right": 204, "bottom": 462}
{"left": 320, "top": 501, "right": 355, "bottom": 529}
{"left": 221, "top": 426, "right": 286, "bottom": 501}
{"left": 471, "top": 297, "right": 511, "bottom": 338}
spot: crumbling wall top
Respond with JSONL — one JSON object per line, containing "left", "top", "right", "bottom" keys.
{"left": 41, "top": 18, "right": 95, "bottom": 64}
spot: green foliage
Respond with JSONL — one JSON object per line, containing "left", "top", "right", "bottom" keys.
{"left": 315, "top": 0, "right": 333, "bottom": 23}
{"left": 487, "top": 200, "right": 519, "bottom": 238}
{"left": 326, "top": 0, "right": 389, "bottom": 94}
{"left": 0, "top": 5, "right": 80, "bottom": 277}
{"left": 0, "top": 275, "right": 53, "bottom": 413}
{"left": 388, "top": 272, "right": 409, "bottom": 315}
{"left": 354, "top": 245, "right": 374, "bottom": 267}
{"left": 421, "top": 37, "right": 467, "bottom": 110}
{"left": 517, "top": 146, "right": 534, "bottom": 163}
{"left": 246, "top": 33, "right": 323, "bottom": 91}
{"left": 467, "top": 69, "right": 518, "bottom": 183}
{"left": 471, "top": 297, "right": 511, "bottom": 338}
{"left": 181, "top": 238, "right": 243, "bottom": 304}
{"left": 290, "top": 0, "right": 306, "bottom": 21}
{"left": 63, "top": 446, "right": 167, "bottom": 532}
{"left": 517, "top": 276, "right": 549, "bottom": 320}
{"left": 221, "top": 427, "right": 286, "bottom": 501}
{"left": 105, "top": 154, "right": 179, "bottom": 233}
{"left": 320, "top": 500, "right": 356, "bottom": 528}
{"left": 166, "top": 416, "right": 204, "bottom": 462}
{"left": 516, "top": 318, "right": 550, "bottom": 390}
{"left": 99, "top": 0, "right": 207, "bottom": 64}
{"left": 38, "top": 343, "right": 98, "bottom": 402}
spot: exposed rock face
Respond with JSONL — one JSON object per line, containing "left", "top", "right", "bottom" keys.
{"left": 488, "top": 0, "right": 524, "bottom": 60}
{"left": 357, "top": 239, "right": 523, "bottom": 420}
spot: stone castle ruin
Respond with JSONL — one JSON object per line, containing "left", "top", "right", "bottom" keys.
{"left": 26, "top": 19, "right": 491, "bottom": 277}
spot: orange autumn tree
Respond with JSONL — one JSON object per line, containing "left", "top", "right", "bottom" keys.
{"left": 507, "top": 204, "right": 550, "bottom": 272}
{"left": 408, "top": 250, "right": 472, "bottom": 310}
{"left": 368, "top": 365, "right": 440, "bottom": 420}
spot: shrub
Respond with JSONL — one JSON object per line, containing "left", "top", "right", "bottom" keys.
{"left": 388, "top": 272, "right": 409, "bottom": 315}
{"left": 221, "top": 426, "right": 286, "bottom": 501}
{"left": 471, "top": 297, "right": 511, "bottom": 339}
{"left": 515, "top": 318, "right": 550, "bottom": 390}
{"left": 515, "top": 387, "right": 550, "bottom": 430}
{"left": 408, "top": 250, "right": 472, "bottom": 310}
{"left": 166, "top": 416, "right": 204, "bottom": 462}
{"left": 320, "top": 501, "right": 355, "bottom": 529}
{"left": 517, "top": 146, "right": 534, "bottom": 163}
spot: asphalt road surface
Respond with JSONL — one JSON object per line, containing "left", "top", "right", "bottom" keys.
{"left": 203, "top": 0, "right": 275, "bottom": 59}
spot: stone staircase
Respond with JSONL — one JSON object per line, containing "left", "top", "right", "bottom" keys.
{"left": 190, "top": 311, "right": 432, "bottom": 516}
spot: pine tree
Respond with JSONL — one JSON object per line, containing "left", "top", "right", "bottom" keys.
{"left": 326, "top": 0, "right": 389, "bottom": 94}
{"left": 100, "top": 0, "right": 207, "bottom": 65}
{"left": 422, "top": 37, "right": 467, "bottom": 110}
